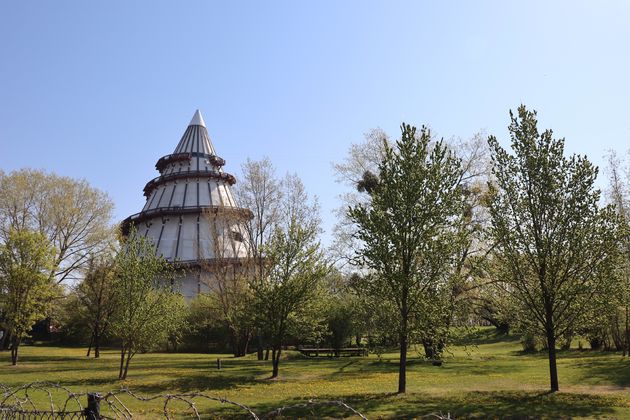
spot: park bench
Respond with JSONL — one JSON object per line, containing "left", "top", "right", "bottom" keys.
{"left": 298, "top": 347, "right": 368, "bottom": 357}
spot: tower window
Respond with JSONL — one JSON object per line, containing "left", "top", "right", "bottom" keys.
{"left": 230, "top": 231, "right": 244, "bottom": 242}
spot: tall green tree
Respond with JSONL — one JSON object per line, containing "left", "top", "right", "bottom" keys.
{"left": 110, "top": 230, "right": 183, "bottom": 380}
{"left": 0, "top": 229, "right": 56, "bottom": 365}
{"left": 251, "top": 174, "right": 328, "bottom": 378}
{"left": 348, "top": 123, "right": 465, "bottom": 394}
{"left": 488, "top": 105, "right": 620, "bottom": 392}
{"left": 252, "top": 220, "right": 329, "bottom": 378}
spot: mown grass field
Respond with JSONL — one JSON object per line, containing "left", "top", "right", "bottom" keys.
{"left": 2, "top": 328, "right": 630, "bottom": 418}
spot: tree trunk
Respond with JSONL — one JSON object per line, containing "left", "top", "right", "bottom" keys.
{"left": 230, "top": 331, "right": 239, "bottom": 357}
{"left": 495, "top": 321, "right": 510, "bottom": 335}
{"left": 0, "top": 329, "right": 6, "bottom": 351}
{"left": 422, "top": 338, "right": 439, "bottom": 359}
{"left": 169, "top": 334, "right": 178, "bottom": 353}
{"left": 122, "top": 348, "right": 133, "bottom": 380}
{"left": 11, "top": 347, "right": 18, "bottom": 365}
{"left": 241, "top": 332, "right": 250, "bottom": 356}
{"left": 94, "top": 331, "right": 101, "bottom": 358}
{"left": 10, "top": 337, "right": 19, "bottom": 366}
{"left": 44, "top": 318, "right": 51, "bottom": 341}
{"left": 2, "top": 331, "right": 12, "bottom": 351}
{"left": 398, "top": 313, "right": 408, "bottom": 394}
{"left": 625, "top": 305, "right": 630, "bottom": 357}
{"left": 546, "top": 331, "right": 559, "bottom": 392}
{"left": 271, "top": 347, "right": 281, "bottom": 378}
{"left": 560, "top": 331, "right": 572, "bottom": 350}
{"left": 118, "top": 347, "right": 126, "bottom": 380}
{"left": 87, "top": 332, "right": 94, "bottom": 357}
{"left": 544, "top": 295, "right": 559, "bottom": 392}
{"left": 256, "top": 333, "right": 264, "bottom": 361}
{"left": 265, "top": 347, "right": 270, "bottom": 360}
{"left": 235, "top": 332, "right": 249, "bottom": 357}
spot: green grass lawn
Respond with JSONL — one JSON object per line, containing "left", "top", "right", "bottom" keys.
{"left": 2, "top": 328, "right": 630, "bottom": 418}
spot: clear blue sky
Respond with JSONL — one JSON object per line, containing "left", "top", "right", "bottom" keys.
{"left": 1, "top": 1, "right": 629, "bottom": 246}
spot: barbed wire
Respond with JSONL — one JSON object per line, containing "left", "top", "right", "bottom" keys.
{"left": 0, "top": 383, "right": 378, "bottom": 419}
{"left": 421, "top": 413, "right": 453, "bottom": 419}
{"left": 0, "top": 407, "right": 86, "bottom": 420}
{"left": 0, "top": 382, "right": 85, "bottom": 415}
{"left": 98, "top": 388, "right": 260, "bottom": 419}
{"left": 264, "top": 399, "right": 368, "bottom": 419}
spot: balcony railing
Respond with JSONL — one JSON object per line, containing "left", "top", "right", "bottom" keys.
{"left": 121, "top": 205, "right": 253, "bottom": 235}
{"left": 143, "top": 170, "right": 236, "bottom": 197}
{"left": 155, "top": 152, "right": 226, "bottom": 172}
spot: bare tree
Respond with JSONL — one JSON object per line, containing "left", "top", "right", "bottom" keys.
{"left": 199, "top": 209, "right": 253, "bottom": 357}
{"left": 605, "top": 150, "right": 630, "bottom": 354}
{"left": 331, "top": 129, "right": 389, "bottom": 268}
{"left": 0, "top": 169, "right": 114, "bottom": 284}
{"left": 235, "top": 158, "right": 282, "bottom": 276}
{"left": 234, "top": 158, "right": 282, "bottom": 359}
{"left": 280, "top": 173, "right": 321, "bottom": 234}
{"left": 234, "top": 161, "right": 325, "bottom": 366}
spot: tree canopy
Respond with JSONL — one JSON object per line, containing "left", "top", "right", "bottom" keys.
{"left": 0, "top": 229, "right": 57, "bottom": 365}
{"left": 109, "top": 230, "right": 183, "bottom": 380}
{"left": 0, "top": 169, "right": 114, "bottom": 284}
{"left": 348, "top": 123, "right": 465, "bottom": 393}
{"left": 488, "top": 105, "right": 621, "bottom": 392}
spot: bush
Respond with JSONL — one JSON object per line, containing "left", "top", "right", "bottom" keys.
{"left": 521, "top": 332, "right": 542, "bottom": 352}
{"left": 178, "top": 294, "right": 231, "bottom": 353}
{"left": 327, "top": 305, "right": 355, "bottom": 350}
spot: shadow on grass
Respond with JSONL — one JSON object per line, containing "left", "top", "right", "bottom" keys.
{"left": 512, "top": 348, "right": 624, "bottom": 361}
{"left": 203, "top": 390, "right": 619, "bottom": 419}
{"left": 323, "top": 356, "right": 528, "bottom": 381}
{"left": 126, "top": 366, "right": 269, "bottom": 394}
{"left": 1, "top": 354, "right": 92, "bottom": 365}
{"left": 573, "top": 356, "right": 630, "bottom": 388}
{"left": 133, "top": 354, "right": 262, "bottom": 367}
{"left": 54, "top": 377, "right": 120, "bottom": 388}
{"left": 454, "top": 327, "right": 521, "bottom": 347}
{"left": 1, "top": 373, "right": 268, "bottom": 405}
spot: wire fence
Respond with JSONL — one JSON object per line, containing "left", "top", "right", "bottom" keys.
{"left": 0, "top": 408, "right": 85, "bottom": 420}
{"left": 0, "top": 382, "right": 368, "bottom": 419}
{"left": 0, "top": 382, "right": 453, "bottom": 419}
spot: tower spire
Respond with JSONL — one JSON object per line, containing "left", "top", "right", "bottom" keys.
{"left": 189, "top": 109, "right": 206, "bottom": 127}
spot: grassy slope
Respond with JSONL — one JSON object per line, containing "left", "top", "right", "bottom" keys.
{"left": 1, "top": 328, "right": 630, "bottom": 418}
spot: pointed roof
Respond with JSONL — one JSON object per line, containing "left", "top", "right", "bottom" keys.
{"left": 172, "top": 109, "right": 216, "bottom": 155}
{"left": 189, "top": 109, "right": 206, "bottom": 127}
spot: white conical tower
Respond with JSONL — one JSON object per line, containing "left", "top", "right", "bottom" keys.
{"left": 122, "top": 110, "right": 252, "bottom": 298}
